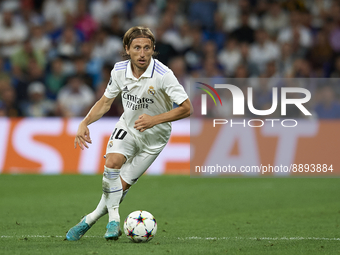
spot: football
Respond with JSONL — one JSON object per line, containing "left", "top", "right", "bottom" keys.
{"left": 123, "top": 210, "right": 157, "bottom": 243}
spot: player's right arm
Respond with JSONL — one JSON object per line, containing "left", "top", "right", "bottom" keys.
{"left": 74, "top": 95, "right": 115, "bottom": 150}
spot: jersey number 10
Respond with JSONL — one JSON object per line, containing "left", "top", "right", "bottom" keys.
{"left": 110, "top": 128, "right": 127, "bottom": 140}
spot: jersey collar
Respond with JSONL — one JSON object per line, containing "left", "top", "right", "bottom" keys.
{"left": 126, "top": 58, "right": 155, "bottom": 80}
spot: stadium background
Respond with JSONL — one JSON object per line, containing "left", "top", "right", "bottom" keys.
{"left": 1, "top": 1, "right": 340, "bottom": 254}
{"left": 0, "top": 0, "right": 340, "bottom": 174}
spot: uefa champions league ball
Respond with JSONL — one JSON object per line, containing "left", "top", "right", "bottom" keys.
{"left": 124, "top": 210, "right": 157, "bottom": 243}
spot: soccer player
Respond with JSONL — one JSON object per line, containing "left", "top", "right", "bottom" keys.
{"left": 65, "top": 26, "right": 192, "bottom": 241}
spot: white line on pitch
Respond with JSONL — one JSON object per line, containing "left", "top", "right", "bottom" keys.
{"left": 1, "top": 235, "right": 340, "bottom": 241}
{"left": 0, "top": 235, "right": 97, "bottom": 238}
{"left": 179, "top": 237, "right": 340, "bottom": 241}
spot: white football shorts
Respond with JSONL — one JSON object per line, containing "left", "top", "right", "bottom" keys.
{"left": 106, "top": 120, "right": 160, "bottom": 185}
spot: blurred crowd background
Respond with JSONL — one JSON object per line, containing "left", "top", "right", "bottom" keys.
{"left": 0, "top": 0, "right": 340, "bottom": 119}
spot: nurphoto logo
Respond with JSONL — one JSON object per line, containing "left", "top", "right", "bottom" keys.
{"left": 197, "top": 82, "right": 312, "bottom": 128}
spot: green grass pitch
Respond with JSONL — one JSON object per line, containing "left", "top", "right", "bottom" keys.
{"left": 0, "top": 175, "right": 340, "bottom": 254}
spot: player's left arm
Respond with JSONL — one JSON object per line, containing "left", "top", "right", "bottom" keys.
{"left": 134, "top": 98, "right": 193, "bottom": 132}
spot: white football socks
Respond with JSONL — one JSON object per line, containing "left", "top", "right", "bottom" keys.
{"left": 85, "top": 194, "right": 107, "bottom": 226}
{"left": 85, "top": 166, "right": 127, "bottom": 225}
{"left": 102, "top": 166, "right": 123, "bottom": 223}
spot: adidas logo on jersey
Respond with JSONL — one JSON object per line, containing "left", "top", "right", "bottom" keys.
{"left": 122, "top": 86, "right": 129, "bottom": 92}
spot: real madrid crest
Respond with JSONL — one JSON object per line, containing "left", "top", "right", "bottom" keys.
{"left": 148, "top": 86, "right": 156, "bottom": 96}
{"left": 108, "top": 141, "right": 113, "bottom": 148}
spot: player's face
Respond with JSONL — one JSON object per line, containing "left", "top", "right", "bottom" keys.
{"left": 126, "top": 38, "right": 154, "bottom": 71}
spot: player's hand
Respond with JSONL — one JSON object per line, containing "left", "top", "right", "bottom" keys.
{"left": 134, "top": 114, "right": 155, "bottom": 132}
{"left": 74, "top": 121, "right": 92, "bottom": 150}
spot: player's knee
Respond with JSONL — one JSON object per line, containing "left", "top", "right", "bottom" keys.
{"left": 105, "top": 154, "right": 126, "bottom": 169}
{"left": 105, "top": 159, "right": 123, "bottom": 169}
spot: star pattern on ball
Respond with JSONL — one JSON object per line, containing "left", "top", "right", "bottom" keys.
{"left": 143, "top": 229, "right": 153, "bottom": 239}
{"left": 134, "top": 213, "right": 146, "bottom": 225}
{"left": 127, "top": 228, "right": 137, "bottom": 238}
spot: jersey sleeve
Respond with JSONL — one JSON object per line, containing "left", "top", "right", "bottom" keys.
{"left": 104, "top": 70, "right": 121, "bottom": 98}
{"left": 162, "top": 71, "right": 188, "bottom": 105}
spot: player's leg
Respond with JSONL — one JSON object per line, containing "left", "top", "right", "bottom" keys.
{"left": 84, "top": 194, "right": 107, "bottom": 226}
{"left": 103, "top": 151, "right": 159, "bottom": 240}
{"left": 85, "top": 153, "right": 126, "bottom": 226}
{"left": 120, "top": 150, "right": 159, "bottom": 191}
{"left": 66, "top": 153, "right": 125, "bottom": 241}
{"left": 66, "top": 178, "right": 115, "bottom": 241}
{"left": 104, "top": 153, "right": 126, "bottom": 222}
{"left": 67, "top": 153, "right": 126, "bottom": 241}
{"left": 117, "top": 151, "right": 161, "bottom": 210}
{"left": 66, "top": 121, "right": 135, "bottom": 241}
{"left": 102, "top": 153, "right": 126, "bottom": 240}
{"left": 120, "top": 178, "right": 131, "bottom": 203}
{"left": 101, "top": 122, "right": 137, "bottom": 240}
{"left": 118, "top": 150, "right": 161, "bottom": 214}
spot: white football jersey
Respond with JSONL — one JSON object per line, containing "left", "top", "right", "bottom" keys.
{"left": 104, "top": 58, "right": 188, "bottom": 154}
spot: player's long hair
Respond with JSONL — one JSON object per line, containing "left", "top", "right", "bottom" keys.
{"left": 122, "top": 26, "right": 158, "bottom": 59}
